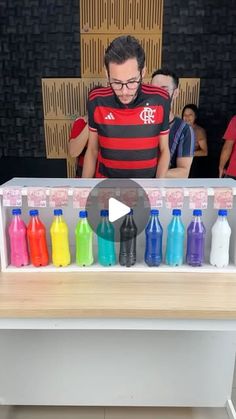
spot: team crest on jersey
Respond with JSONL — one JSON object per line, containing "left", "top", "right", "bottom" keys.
{"left": 140, "top": 107, "right": 156, "bottom": 124}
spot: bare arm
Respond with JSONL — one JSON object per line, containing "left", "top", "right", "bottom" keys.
{"left": 219, "top": 140, "right": 234, "bottom": 177}
{"left": 82, "top": 130, "right": 99, "bottom": 178}
{"left": 194, "top": 127, "right": 208, "bottom": 157}
{"left": 166, "top": 156, "right": 193, "bottom": 178}
{"left": 155, "top": 133, "right": 170, "bottom": 178}
{"left": 68, "top": 124, "right": 89, "bottom": 158}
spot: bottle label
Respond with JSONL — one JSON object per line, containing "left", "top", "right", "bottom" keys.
{"left": 73, "top": 188, "right": 91, "bottom": 208}
{"left": 188, "top": 188, "right": 208, "bottom": 209}
{"left": 3, "top": 187, "right": 22, "bottom": 207}
{"left": 49, "top": 188, "right": 69, "bottom": 207}
{"left": 214, "top": 188, "right": 233, "bottom": 209}
{"left": 146, "top": 188, "right": 162, "bottom": 207}
{"left": 165, "top": 188, "right": 184, "bottom": 209}
{"left": 27, "top": 188, "right": 47, "bottom": 207}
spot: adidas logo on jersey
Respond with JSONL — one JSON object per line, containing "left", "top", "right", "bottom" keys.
{"left": 105, "top": 112, "right": 115, "bottom": 120}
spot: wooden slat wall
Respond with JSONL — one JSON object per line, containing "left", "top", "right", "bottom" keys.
{"left": 81, "top": 34, "right": 162, "bottom": 78}
{"left": 80, "top": 0, "right": 163, "bottom": 33}
{"left": 42, "top": 78, "right": 108, "bottom": 120}
{"left": 42, "top": 78, "right": 200, "bottom": 120}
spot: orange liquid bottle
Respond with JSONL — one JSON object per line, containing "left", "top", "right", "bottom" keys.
{"left": 27, "top": 209, "right": 49, "bottom": 267}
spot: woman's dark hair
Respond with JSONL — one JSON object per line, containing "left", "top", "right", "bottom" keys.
{"left": 182, "top": 103, "right": 199, "bottom": 122}
{"left": 104, "top": 35, "right": 145, "bottom": 75}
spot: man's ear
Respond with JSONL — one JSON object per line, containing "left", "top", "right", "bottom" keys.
{"left": 141, "top": 66, "right": 146, "bottom": 79}
{"left": 104, "top": 67, "right": 109, "bottom": 80}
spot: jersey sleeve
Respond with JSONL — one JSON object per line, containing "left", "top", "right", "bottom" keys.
{"left": 69, "top": 118, "right": 87, "bottom": 140}
{"left": 87, "top": 96, "right": 98, "bottom": 132}
{"left": 160, "top": 97, "right": 171, "bottom": 135}
{"left": 223, "top": 116, "right": 236, "bottom": 141}
{"left": 177, "top": 125, "right": 195, "bottom": 158}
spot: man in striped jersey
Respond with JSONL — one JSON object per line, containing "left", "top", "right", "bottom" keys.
{"left": 82, "top": 35, "right": 170, "bottom": 178}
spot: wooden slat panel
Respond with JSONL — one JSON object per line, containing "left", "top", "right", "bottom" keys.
{"left": 67, "top": 155, "right": 76, "bottom": 178}
{"left": 80, "top": 0, "right": 163, "bottom": 34}
{"left": 44, "top": 120, "right": 73, "bottom": 158}
{"left": 173, "top": 78, "right": 201, "bottom": 117}
{"left": 42, "top": 78, "right": 107, "bottom": 119}
{"left": 42, "top": 78, "right": 200, "bottom": 120}
{"left": 81, "top": 34, "right": 162, "bottom": 78}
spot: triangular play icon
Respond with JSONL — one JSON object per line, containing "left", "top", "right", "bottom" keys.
{"left": 108, "top": 197, "right": 130, "bottom": 222}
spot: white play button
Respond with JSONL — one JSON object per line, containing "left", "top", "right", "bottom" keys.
{"left": 108, "top": 197, "right": 130, "bottom": 222}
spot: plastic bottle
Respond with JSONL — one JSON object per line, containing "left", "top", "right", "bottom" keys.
{"left": 75, "top": 210, "right": 93, "bottom": 266}
{"left": 119, "top": 209, "right": 137, "bottom": 267}
{"left": 210, "top": 209, "right": 231, "bottom": 268}
{"left": 186, "top": 209, "right": 206, "bottom": 267}
{"left": 50, "top": 209, "right": 71, "bottom": 267}
{"left": 8, "top": 208, "right": 29, "bottom": 267}
{"left": 97, "top": 209, "right": 116, "bottom": 266}
{"left": 166, "top": 209, "right": 185, "bottom": 266}
{"left": 145, "top": 209, "right": 163, "bottom": 267}
{"left": 27, "top": 209, "right": 49, "bottom": 267}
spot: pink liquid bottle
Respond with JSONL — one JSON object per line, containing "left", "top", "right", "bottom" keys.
{"left": 8, "top": 208, "right": 29, "bottom": 267}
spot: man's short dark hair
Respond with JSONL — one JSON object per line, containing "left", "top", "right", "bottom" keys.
{"left": 151, "top": 68, "right": 179, "bottom": 88}
{"left": 104, "top": 35, "right": 145, "bottom": 75}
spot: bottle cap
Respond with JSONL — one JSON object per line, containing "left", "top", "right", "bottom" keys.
{"left": 29, "top": 209, "right": 39, "bottom": 216}
{"left": 172, "top": 209, "right": 181, "bottom": 216}
{"left": 100, "top": 209, "right": 109, "bottom": 217}
{"left": 79, "top": 210, "right": 88, "bottom": 218}
{"left": 12, "top": 208, "right": 21, "bottom": 215}
{"left": 150, "top": 209, "right": 159, "bottom": 216}
{"left": 218, "top": 209, "right": 227, "bottom": 216}
{"left": 193, "top": 209, "right": 202, "bottom": 216}
{"left": 54, "top": 209, "right": 63, "bottom": 216}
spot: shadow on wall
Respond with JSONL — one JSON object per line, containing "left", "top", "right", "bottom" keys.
{"left": 0, "top": 158, "right": 67, "bottom": 185}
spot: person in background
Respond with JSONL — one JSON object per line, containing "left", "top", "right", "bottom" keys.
{"left": 219, "top": 115, "right": 236, "bottom": 179}
{"left": 68, "top": 116, "right": 88, "bottom": 177}
{"left": 182, "top": 104, "right": 208, "bottom": 157}
{"left": 82, "top": 35, "right": 170, "bottom": 178}
{"left": 151, "top": 68, "right": 195, "bottom": 178}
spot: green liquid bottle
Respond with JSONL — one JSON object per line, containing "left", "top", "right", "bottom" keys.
{"left": 75, "top": 210, "right": 93, "bottom": 266}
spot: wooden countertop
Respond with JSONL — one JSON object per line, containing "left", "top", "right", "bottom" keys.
{"left": 1, "top": 271, "right": 236, "bottom": 319}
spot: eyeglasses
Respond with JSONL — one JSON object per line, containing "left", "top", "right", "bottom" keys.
{"left": 109, "top": 77, "right": 142, "bottom": 91}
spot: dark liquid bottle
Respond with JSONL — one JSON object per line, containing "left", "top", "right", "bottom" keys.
{"left": 119, "top": 209, "right": 137, "bottom": 267}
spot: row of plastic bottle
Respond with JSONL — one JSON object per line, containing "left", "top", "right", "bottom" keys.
{"left": 8, "top": 207, "right": 232, "bottom": 269}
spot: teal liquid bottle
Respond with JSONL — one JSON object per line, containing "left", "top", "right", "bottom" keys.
{"left": 75, "top": 210, "right": 93, "bottom": 266}
{"left": 166, "top": 209, "right": 185, "bottom": 266}
{"left": 97, "top": 209, "right": 116, "bottom": 266}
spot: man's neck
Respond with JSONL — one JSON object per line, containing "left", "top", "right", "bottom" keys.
{"left": 169, "top": 111, "right": 175, "bottom": 123}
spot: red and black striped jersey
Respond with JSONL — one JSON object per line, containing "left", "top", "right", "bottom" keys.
{"left": 87, "top": 83, "right": 170, "bottom": 178}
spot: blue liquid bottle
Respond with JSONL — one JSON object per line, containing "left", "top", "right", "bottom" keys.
{"left": 97, "top": 209, "right": 116, "bottom": 266}
{"left": 145, "top": 209, "right": 163, "bottom": 267}
{"left": 166, "top": 209, "right": 185, "bottom": 266}
{"left": 186, "top": 209, "right": 206, "bottom": 267}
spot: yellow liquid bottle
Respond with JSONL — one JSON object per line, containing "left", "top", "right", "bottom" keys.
{"left": 50, "top": 209, "right": 71, "bottom": 267}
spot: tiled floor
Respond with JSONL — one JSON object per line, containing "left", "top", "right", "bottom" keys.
{"left": 0, "top": 360, "right": 235, "bottom": 418}
{"left": 0, "top": 406, "right": 230, "bottom": 419}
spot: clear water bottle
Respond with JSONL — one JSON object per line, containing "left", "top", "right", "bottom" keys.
{"left": 119, "top": 209, "right": 137, "bottom": 267}
{"left": 186, "top": 209, "right": 206, "bottom": 267}
{"left": 210, "top": 209, "right": 231, "bottom": 268}
{"left": 145, "top": 209, "right": 163, "bottom": 267}
{"left": 97, "top": 209, "right": 116, "bottom": 266}
{"left": 166, "top": 209, "right": 185, "bottom": 266}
